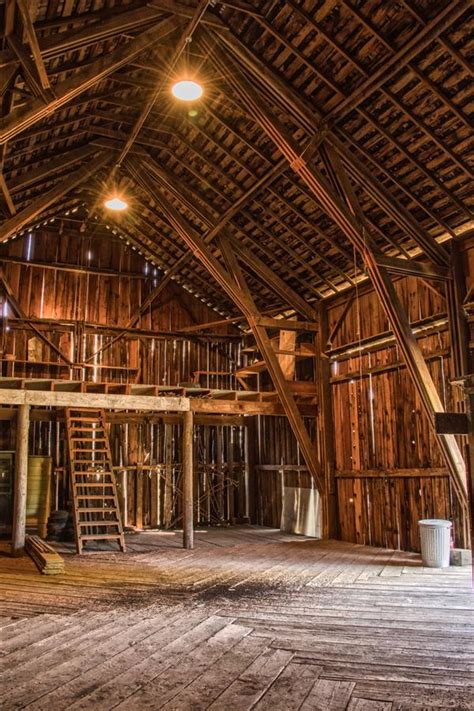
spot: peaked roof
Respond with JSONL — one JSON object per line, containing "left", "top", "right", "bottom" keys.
{"left": 0, "top": 0, "right": 472, "bottom": 316}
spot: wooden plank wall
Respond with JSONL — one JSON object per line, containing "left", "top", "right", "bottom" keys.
{"left": 253, "top": 416, "right": 315, "bottom": 528}
{"left": 0, "top": 227, "right": 245, "bottom": 530}
{"left": 254, "top": 240, "right": 472, "bottom": 551}
{"left": 327, "top": 241, "right": 473, "bottom": 551}
{"left": 0, "top": 228, "right": 472, "bottom": 550}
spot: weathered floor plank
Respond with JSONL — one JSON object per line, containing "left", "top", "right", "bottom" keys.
{"left": 0, "top": 527, "right": 471, "bottom": 710}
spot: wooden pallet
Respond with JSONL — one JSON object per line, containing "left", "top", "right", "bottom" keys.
{"left": 65, "top": 408, "right": 125, "bottom": 554}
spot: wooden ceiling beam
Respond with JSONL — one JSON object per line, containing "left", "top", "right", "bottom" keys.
{"left": 141, "top": 156, "right": 323, "bottom": 309}
{"left": 8, "top": 143, "right": 99, "bottom": 194}
{"left": 7, "top": 34, "right": 50, "bottom": 102}
{"left": 115, "top": 1, "right": 207, "bottom": 166}
{"left": 0, "top": 5, "right": 177, "bottom": 70}
{"left": 211, "top": 30, "right": 451, "bottom": 267}
{"left": 213, "top": 23, "right": 472, "bottom": 223}
{"left": 16, "top": 0, "right": 51, "bottom": 92}
{"left": 113, "top": 100, "right": 347, "bottom": 291}
{"left": 0, "top": 173, "right": 16, "bottom": 216}
{"left": 96, "top": 93, "right": 353, "bottom": 270}
{"left": 374, "top": 255, "right": 450, "bottom": 281}
{"left": 332, "top": 0, "right": 469, "bottom": 122}
{"left": 0, "top": 151, "right": 110, "bottom": 244}
{"left": 340, "top": 0, "right": 472, "bottom": 130}
{"left": 101, "top": 134, "right": 316, "bottom": 310}
{"left": 0, "top": 18, "right": 178, "bottom": 145}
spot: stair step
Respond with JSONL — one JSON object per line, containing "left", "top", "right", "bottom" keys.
{"left": 71, "top": 447, "right": 108, "bottom": 452}
{"left": 70, "top": 437, "right": 107, "bottom": 442}
{"left": 66, "top": 407, "right": 125, "bottom": 554}
{"left": 72, "top": 471, "right": 114, "bottom": 476}
{"left": 80, "top": 534, "right": 124, "bottom": 541}
{"left": 77, "top": 508, "right": 118, "bottom": 513}
{"left": 74, "top": 481, "right": 113, "bottom": 489}
{"left": 70, "top": 426, "right": 103, "bottom": 431}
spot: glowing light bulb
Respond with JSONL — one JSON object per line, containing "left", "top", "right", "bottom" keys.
{"left": 104, "top": 196, "right": 128, "bottom": 211}
{"left": 172, "top": 80, "right": 203, "bottom": 101}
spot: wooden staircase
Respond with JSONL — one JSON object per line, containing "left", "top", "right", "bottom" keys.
{"left": 65, "top": 408, "right": 125, "bottom": 554}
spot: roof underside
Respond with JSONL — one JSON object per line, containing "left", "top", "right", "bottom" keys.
{"left": 0, "top": 0, "right": 472, "bottom": 317}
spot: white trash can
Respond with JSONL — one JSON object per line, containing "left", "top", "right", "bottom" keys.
{"left": 418, "top": 519, "right": 452, "bottom": 567}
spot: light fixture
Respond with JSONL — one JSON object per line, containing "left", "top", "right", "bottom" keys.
{"left": 104, "top": 196, "right": 128, "bottom": 211}
{"left": 172, "top": 80, "right": 203, "bottom": 101}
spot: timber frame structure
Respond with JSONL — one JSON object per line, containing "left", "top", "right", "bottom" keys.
{"left": 0, "top": 0, "right": 472, "bottom": 549}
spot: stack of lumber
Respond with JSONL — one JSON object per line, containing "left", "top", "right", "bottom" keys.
{"left": 25, "top": 535, "right": 65, "bottom": 575}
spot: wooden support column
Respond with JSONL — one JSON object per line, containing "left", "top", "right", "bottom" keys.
{"left": 446, "top": 241, "right": 470, "bottom": 378}
{"left": 11, "top": 404, "right": 30, "bottom": 556}
{"left": 317, "top": 303, "right": 338, "bottom": 538}
{"left": 182, "top": 409, "right": 194, "bottom": 550}
{"left": 467, "top": 387, "right": 474, "bottom": 569}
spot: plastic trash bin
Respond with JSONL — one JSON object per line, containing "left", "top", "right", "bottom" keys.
{"left": 418, "top": 519, "right": 452, "bottom": 567}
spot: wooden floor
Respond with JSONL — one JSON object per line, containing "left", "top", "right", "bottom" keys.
{"left": 0, "top": 527, "right": 472, "bottom": 710}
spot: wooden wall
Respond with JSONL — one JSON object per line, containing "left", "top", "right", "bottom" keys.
{"left": 0, "top": 227, "right": 245, "bottom": 531}
{"left": 326, "top": 238, "right": 472, "bottom": 551}
{"left": 0, "top": 226, "right": 240, "bottom": 387}
{"left": 254, "top": 238, "right": 472, "bottom": 551}
{"left": 0, "top": 227, "right": 471, "bottom": 550}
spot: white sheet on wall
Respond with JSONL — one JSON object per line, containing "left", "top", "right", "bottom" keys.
{"left": 281, "top": 486, "right": 321, "bottom": 538}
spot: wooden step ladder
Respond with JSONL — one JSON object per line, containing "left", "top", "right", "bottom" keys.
{"left": 65, "top": 408, "right": 125, "bottom": 554}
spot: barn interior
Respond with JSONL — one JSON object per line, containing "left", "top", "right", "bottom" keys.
{"left": 0, "top": 0, "right": 473, "bottom": 709}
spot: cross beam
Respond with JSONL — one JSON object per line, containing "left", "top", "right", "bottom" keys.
{"left": 0, "top": 152, "right": 110, "bottom": 244}
{"left": 0, "top": 18, "right": 178, "bottom": 145}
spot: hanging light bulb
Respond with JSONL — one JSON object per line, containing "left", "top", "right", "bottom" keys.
{"left": 104, "top": 196, "right": 128, "bottom": 211}
{"left": 171, "top": 79, "right": 203, "bottom": 101}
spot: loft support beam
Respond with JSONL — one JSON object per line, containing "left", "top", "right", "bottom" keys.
{"left": 11, "top": 404, "right": 30, "bottom": 556}
{"left": 223, "top": 59, "right": 467, "bottom": 504}
{"left": 182, "top": 410, "right": 194, "bottom": 550}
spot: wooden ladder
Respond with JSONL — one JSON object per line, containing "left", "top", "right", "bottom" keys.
{"left": 65, "top": 408, "right": 125, "bottom": 554}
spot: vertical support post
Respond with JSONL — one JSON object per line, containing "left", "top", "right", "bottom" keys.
{"left": 11, "top": 403, "right": 30, "bottom": 556}
{"left": 447, "top": 241, "right": 469, "bottom": 378}
{"left": 466, "top": 386, "right": 474, "bottom": 570}
{"left": 316, "top": 303, "right": 338, "bottom": 538}
{"left": 182, "top": 409, "right": 194, "bottom": 550}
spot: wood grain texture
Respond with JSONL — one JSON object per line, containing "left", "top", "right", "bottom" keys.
{"left": 0, "top": 528, "right": 471, "bottom": 710}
